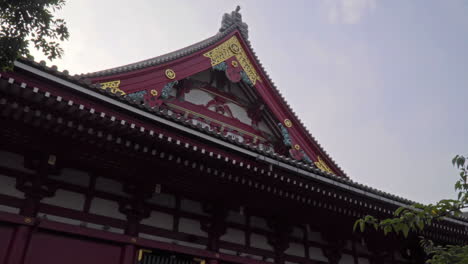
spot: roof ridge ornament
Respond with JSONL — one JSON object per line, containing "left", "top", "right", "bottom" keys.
{"left": 220, "top": 5, "right": 249, "bottom": 40}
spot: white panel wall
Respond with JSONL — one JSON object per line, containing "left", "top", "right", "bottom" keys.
{"left": 89, "top": 198, "right": 126, "bottom": 220}
{"left": 220, "top": 228, "right": 245, "bottom": 244}
{"left": 226, "top": 103, "right": 251, "bottom": 125}
{"left": 0, "top": 174, "right": 24, "bottom": 198}
{"left": 285, "top": 242, "right": 305, "bottom": 257}
{"left": 250, "top": 233, "right": 273, "bottom": 251}
{"left": 340, "top": 254, "right": 355, "bottom": 264}
{"left": 358, "top": 257, "right": 370, "bottom": 264}
{"left": 185, "top": 89, "right": 213, "bottom": 105}
{"left": 141, "top": 210, "right": 173, "bottom": 229}
{"left": 178, "top": 217, "right": 207, "bottom": 237}
{"left": 42, "top": 189, "right": 85, "bottom": 210}
{"left": 0, "top": 205, "right": 19, "bottom": 214}
{"left": 309, "top": 247, "right": 328, "bottom": 262}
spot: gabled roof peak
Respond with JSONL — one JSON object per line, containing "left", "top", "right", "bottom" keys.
{"left": 220, "top": 6, "right": 249, "bottom": 40}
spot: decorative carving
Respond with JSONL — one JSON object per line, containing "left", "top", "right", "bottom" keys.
{"left": 315, "top": 156, "right": 334, "bottom": 174}
{"left": 284, "top": 119, "right": 292, "bottom": 128}
{"left": 161, "top": 80, "right": 178, "bottom": 99}
{"left": 165, "top": 69, "right": 176, "bottom": 79}
{"left": 278, "top": 123, "right": 292, "bottom": 147}
{"left": 204, "top": 35, "right": 261, "bottom": 86}
{"left": 100, "top": 80, "right": 126, "bottom": 95}
{"left": 126, "top": 90, "right": 147, "bottom": 101}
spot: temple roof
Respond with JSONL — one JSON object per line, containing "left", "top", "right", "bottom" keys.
{"left": 76, "top": 6, "right": 347, "bottom": 178}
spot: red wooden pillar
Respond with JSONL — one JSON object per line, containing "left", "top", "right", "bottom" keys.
{"left": 6, "top": 154, "right": 56, "bottom": 264}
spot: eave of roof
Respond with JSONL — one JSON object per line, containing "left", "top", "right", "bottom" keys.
{"left": 11, "top": 59, "right": 468, "bottom": 228}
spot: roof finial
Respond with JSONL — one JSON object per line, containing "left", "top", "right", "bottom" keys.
{"left": 219, "top": 6, "right": 249, "bottom": 40}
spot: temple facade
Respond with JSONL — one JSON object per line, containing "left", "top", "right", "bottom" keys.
{"left": 0, "top": 7, "right": 466, "bottom": 264}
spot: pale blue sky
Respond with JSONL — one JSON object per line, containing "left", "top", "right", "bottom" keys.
{"left": 31, "top": 0, "right": 468, "bottom": 204}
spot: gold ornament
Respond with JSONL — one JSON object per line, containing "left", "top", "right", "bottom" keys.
{"left": 150, "top": 89, "right": 158, "bottom": 96}
{"left": 165, "top": 69, "right": 176, "bottom": 79}
{"left": 231, "top": 60, "right": 239, "bottom": 67}
{"left": 284, "top": 119, "right": 292, "bottom": 128}
{"left": 204, "top": 36, "right": 261, "bottom": 85}
{"left": 24, "top": 217, "right": 32, "bottom": 223}
{"left": 294, "top": 144, "right": 300, "bottom": 150}
{"left": 314, "top": 156, "right": 334, "bottom": 174}
{"left": 100, "top": 80, "right": 125, "bottom": 95}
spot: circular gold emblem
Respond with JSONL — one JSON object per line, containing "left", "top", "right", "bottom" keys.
{"left": 294, "top": 144, "right": 301, "bottom": 150}
{"left": 165, "top": 69, "right": 176, "bottom": 79}
{"left": 24, "top": 217, "right": 32, "bottom": 223}
{"left": 230, "top": 43, "right": 241, "bottom": 54}
{"left": 231, "top": 60, "right": 239, "bottom": 67}
{"left": 284, "top": 119, "right": 292, "bottom": 128}
{"left": 150, "top": 89, "right": 158, "bottom": 96}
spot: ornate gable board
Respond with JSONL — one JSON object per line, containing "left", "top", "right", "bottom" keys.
{"left": 84, "top": 7, "right": 345, "bottom": 177}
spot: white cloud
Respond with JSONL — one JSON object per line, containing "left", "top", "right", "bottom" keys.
{"left": 324, "top": 0, "right": 376, "bottom": 24}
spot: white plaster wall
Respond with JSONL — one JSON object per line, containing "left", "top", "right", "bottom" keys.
{"left": 42, "top": 189, "right": 85, "bottom": 210}
{"left": 0, "top": 205, "right": 19, "bottom": 214}
{"left": 176, "top": 240, "right": 206, "bottom": 249}
{"left": 147, "top": 193, "right": 176, "bottom": 208}
{"left": 178, "top": 217, "right": 207, "bottom": 237}
{"left": 139, "top": 233, "right": 174, "bottom": 243}
{"left": 309, "top": 247, "right": 328, "bottom": 262}
{"left": 220, "top": 228, "right": 245, "bottom": 244}
{"left": 37, "top": 213, "right": 81, "bottom": 226}
{"left": 219, "top": 248, "right": 237, "bottom": 255}
{"left": 50, "top": 168, "right": 90, "bottom": 187}
{"left": 227, "top": 210, "right": 245, "bottom": 224}
{"left": 141, "top": 210, "right": 173, "bottom": 230}
{"left": 358, "top": 257, "right": 370, "bottom": 264}
{"left": 185, "top": 89, "right": 213, "bottom": 105}
{"left": 0, "top": 174, "right": 24, "bottom": 198}
{"left": 0, "top": 151, "right": 32, "bottom": 173}
{"left": 226, "top": 103, "right": 251, "bottom": 125}
{"left": 89, "top": 197, "right": 126, "bottom": 220}
{"left": 180, "top": 199, "right": 206, "bottom": 215}
{"left": 95, "top": 177, "right": 128, "bottom": 197}
{"left": 250, "top": 233, "right": 273, "bottom": 251}
{"left": 285, "top": 242, "right": 305, "bottom": 257}
{"left": 340, "top": 254, "right": 355, "bottom": 264}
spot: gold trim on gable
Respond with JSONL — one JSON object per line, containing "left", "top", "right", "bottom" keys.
{"left": 203, "top": 36, "right": 261, "bottom": 86}
{"left": 100, "top": 80, "right": 126, "bottom": 95}
{"left": 314, "top": 156, "right": 334, "bottom": 174}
